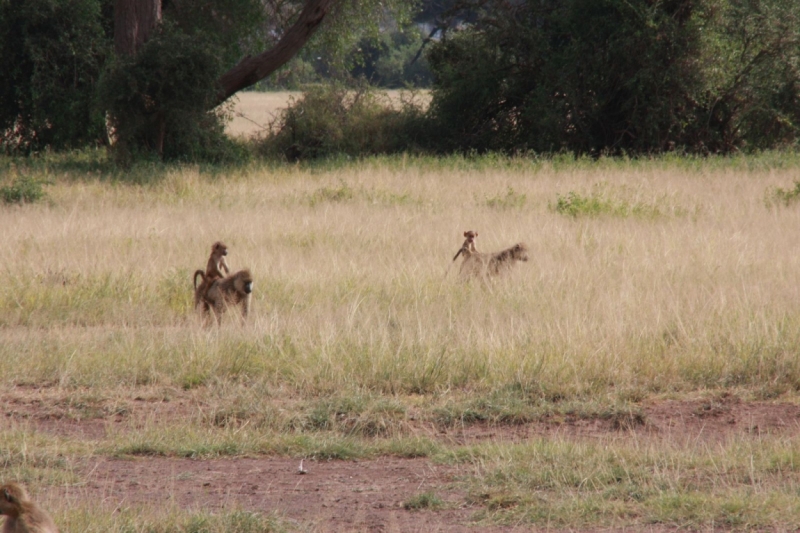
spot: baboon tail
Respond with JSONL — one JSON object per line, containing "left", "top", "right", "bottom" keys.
{"left": 193, "top": 270, "right": 205, "bottom": 290}
{"left": 452, "top": 248, "right": 464, "bottom": 262}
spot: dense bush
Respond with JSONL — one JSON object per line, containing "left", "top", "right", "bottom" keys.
{"left": 0, "top": 0, "right": 110, "bottom": 153}
{"left": 259, "top": 83, "right": 427, "bottom": 160}
{"left": 423, "top": 0, "right": 800, "bottom": 155}
{"left": 766, "top": 181, "right": 800, "bottom": 208}
{"left": 0, "top": 172, "right": 49, "bottom": 205}
{"left": 96, "top": 24, "right": 246, "bottom": 164}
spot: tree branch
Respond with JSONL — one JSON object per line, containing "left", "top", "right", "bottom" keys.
{"left": 214, "top": 0, "right": 339, "bottom": 106}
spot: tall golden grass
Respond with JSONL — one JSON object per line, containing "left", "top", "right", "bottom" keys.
{"left": 224, "top": 91, "right": 296, "bottom": 137}
{"left": 2, "top": 155, "right": 800, "bottom": 399}
{"left": 5, "top": 154, "right": 800, "bottom": 530}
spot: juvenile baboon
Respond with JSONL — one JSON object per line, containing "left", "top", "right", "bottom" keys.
{"left": 0, "top": 482, "right": 59, "bottom": 533}
{"left": 202, "top": 269, "right": 253, "bottom": 325}
{"left": 458, "top": 238, "right": 529, "bottom": 280}
{"left": 452, "top": 230, "right": 479, "bottom": 262}
{"left": 193, "top": 241, "right": 231, "bottom": 310}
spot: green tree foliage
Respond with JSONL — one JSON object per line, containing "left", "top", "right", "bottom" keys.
{"left": 95, "top": 0, "right": 266, "bottom": 162}
{"left": 96, "top": 23, "right": 242, "bottom": 163}
{"left": 0, "top": 0, "right": 418, "bottom": 159}
{"left": 163, "top": 0, "right": 266, "bottom": 68}
{"left": 698, "top": 0, "right": 800, "bottom": 151}
{"left": 0, "top": 0, "right": 110, "bottom": 153}
{"left": 424, "top": 0, "right": 800, "bottom": 155}
{"left": 350, "top": 28, "right": 433, "bottom": 88}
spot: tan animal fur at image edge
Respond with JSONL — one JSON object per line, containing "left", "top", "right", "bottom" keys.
{"left": 453, "top": 230, "right": 529, "bottom": 279}
{"left": 0, "top": 483, "right": 59, "bottom": 533}
{"left": 201, "top": 269, "right": 254, "bottom": 325}
{"left": 193, "top": 241, "right": 231, "bottom": 311}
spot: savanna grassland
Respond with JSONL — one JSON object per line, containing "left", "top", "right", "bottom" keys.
{"left": 3, "top": 140, "right": 800, "bottom": 531}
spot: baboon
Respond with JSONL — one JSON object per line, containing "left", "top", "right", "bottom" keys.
{"left": 452, "top": 230, "right": 479, "bottom": 262}
{"left": 193, "top": 241, "right": 230, "bottom": 310}
{"left": 0, "top": 482, "right": 59, "bottom": 533}
{"left": 202, "top": 269, "right": 253, "bottom": 325}
{"left": 457, "top": 236, "right": 529, "bottom": 280}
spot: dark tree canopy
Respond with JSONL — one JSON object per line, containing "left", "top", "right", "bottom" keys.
{"left": 424, "top": 0, "right": 800, "bottom": 155}
{"left": 3, "top": 0, "right": 800, "bottom": 158}
{"left": 0, "top": 0, "right": 110, "bottom": 152}
{"left": 0, "top": 0, "right": 416, "bottom": 158}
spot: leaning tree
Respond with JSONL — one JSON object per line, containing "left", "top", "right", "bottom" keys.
{"left": 103, "top": 0, "right": 414, "bottom": 159}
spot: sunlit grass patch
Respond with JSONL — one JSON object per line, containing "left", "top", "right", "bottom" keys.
{"left": 482, "top": 186, "right": 527, "bottom": 209}
{"left": 288, "top": 394, "right": 407, "bottom": 437}
{"left": 765, "top": 180, "right": 800, "bottom": 207}
{"left": 0, "top": 427, "right": 89, "bottom": 486}
{"left": 403, "top": 491, "right": 445, "bottom": 511}
{"left": 450, "top": 437, "right": 800, "bottom": 528}
{"left": 0, "top": 272, "right": 185, "bottom": 328}
{"left": 0, "top": 172, "right": 51, "bottom": 205}
{"left": 307, "top": 180, "right": 354, "bottom": 206}
{"left": 55, "top": 507, "right": 290, "bottom": 533}
{"left": 551, "top": 184, "right": 685, "bottom": 219}
{"left": 103, "top": 423, "right": 444, "bottom": 460}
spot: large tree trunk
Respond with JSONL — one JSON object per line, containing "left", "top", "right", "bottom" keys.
{"left": 214, "top": 0, "right": 338, "bottom": 106}
{"left": 113, "top": 0, "right": 163, "bottom": 156}
{"left": 114, "top": 0, "right": 162, "bottom": 56}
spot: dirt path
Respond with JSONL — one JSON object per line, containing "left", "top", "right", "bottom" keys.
{"left": 4, "top": 390, "right": 800, "bottom": 531}
{"left": 63, "top": 456, "right": 492, "bottom": 532}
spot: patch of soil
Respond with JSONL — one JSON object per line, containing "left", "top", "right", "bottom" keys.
{"left": 5, "top": 388, "right": 800, "bottom": 531}
{"left": 59, "top": 457, "right": 501, "bottom": 532}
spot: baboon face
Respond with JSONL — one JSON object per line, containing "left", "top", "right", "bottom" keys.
{"left": 212, "top": 241, "right": 228, "bottom": 257}
{"left": 512, "top": 244, "right": 529, "bottom": 262}
{"left": 241, "top": 278, "right": 253, "bottom": 294}
{"left": 235, "top": 271, "right": 254, "bottom": 294}
{"left": 463, "top": 230, "right": 478, "bottom": 240}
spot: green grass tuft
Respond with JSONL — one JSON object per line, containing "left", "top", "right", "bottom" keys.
{"left": 403, "top": 491, "right": 445, "bottom": 511}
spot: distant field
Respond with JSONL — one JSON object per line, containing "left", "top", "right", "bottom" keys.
{"left": 225, "top": 90, "right": 431, "bottom": 138}
{"left": 3, "top": 153, "right": 800, "bottom": 531}
{"left": 225, "top": 91, "right": 296, "bottom": 138}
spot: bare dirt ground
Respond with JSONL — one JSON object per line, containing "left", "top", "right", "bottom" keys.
{"left": 3, "top": 389, "right": 800, "bottom": 532}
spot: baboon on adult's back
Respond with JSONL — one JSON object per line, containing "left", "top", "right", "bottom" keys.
{"left": 194, "top": 241, "right": 230, "bottom": 311}
{"left": 453, "top": 232, "right": 528, "bottom": 279}
{"left": 452, "top": 230, "right": 479, "bottom": 262}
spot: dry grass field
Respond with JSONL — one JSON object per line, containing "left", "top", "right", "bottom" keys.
{"left": 225, "top": 90, "right": 430, "bottom": 139}
{"left": 225, "top": 91, "right": 297, "bottom": 137}
{"left": 3, "top": 147, "right": 800, "bottom": 531}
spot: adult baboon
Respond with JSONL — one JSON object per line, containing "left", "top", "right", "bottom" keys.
{"left": 193, "top": 241, "right": 230, "bottom": 310}
{"left": 457, "top": 236, "right": 529, "bottom": 280}
{"left": 452, "top": 230, "right": 479, "bottom": 262}
{"left": 202, "top": 269, "right": 253, "bottom": 325}
{"left": 0, "top": 482, "right": 59, "bottom": 533}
